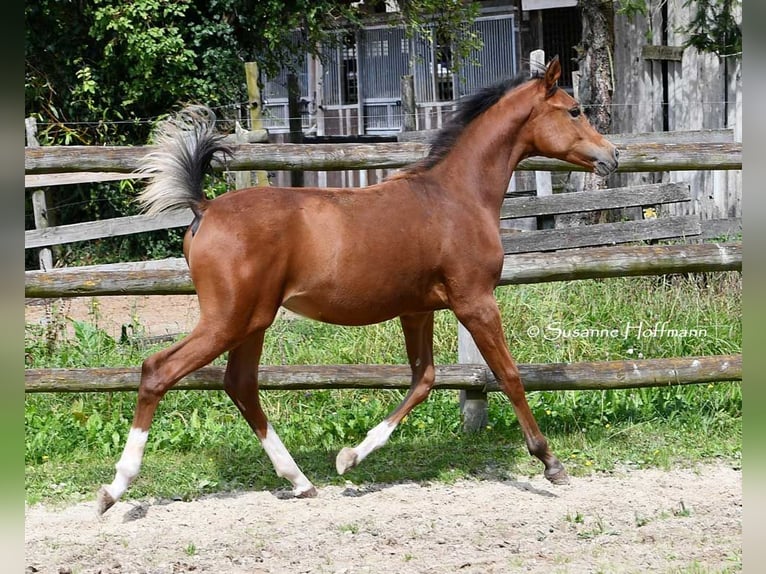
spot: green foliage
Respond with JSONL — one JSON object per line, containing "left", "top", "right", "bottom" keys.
{"left": 25, "top": 0, "right": 250, "bottom": 145}
{"left": 681, "top": 0, "right": 741, "bottom": 58}
{"left": 615, "top": 0, "right": 648, "bottom": 19}
{"left": 88, "top": 0, "right": 201, "bottom": 110}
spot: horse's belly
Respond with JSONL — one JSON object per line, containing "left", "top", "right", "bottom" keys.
{"left": 281, "top": 281, "right": 449, "bottom": 326}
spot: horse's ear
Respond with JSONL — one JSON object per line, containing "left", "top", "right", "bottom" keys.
{"left": 543, "top": 55, "right": 561, "bottom": 98}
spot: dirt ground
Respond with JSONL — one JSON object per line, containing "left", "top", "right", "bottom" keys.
{"left": 25, "top": 295, "right": 204, "bottom": 342}
{"left": 25, "top": 463, "right": 741, "bottom": 574}
{"left": 24, "top": 297, "right": 742, "bottom": 573}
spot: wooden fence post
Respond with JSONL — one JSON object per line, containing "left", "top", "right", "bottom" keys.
{"left": 458, "top": 325, "right": 489, "bottom": 432}
{"left": 234, "top": 121, "right": 253, "bottom": 190}
{"left": 287, "top": 72, "right": 305, "bottom": 188}
{"left": 26, "top": 117, "right": 53, "bottom": 271}
{"left": 401, "top": 75, "right": 416, "bottom": 132}
{"left": 243, "top": 62, "right": 270, "bottom": 187}
{"left": 312, "top": 53, "right": 328, "bottom": 188}
{"left": 530, "top": 49, "right": 555, "bottom": 231}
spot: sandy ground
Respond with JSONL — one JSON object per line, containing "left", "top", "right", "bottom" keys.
{"left": 25, "top": 297, "right": 742, "bottom": 573}
{"left": 25, "top": 463, "right": 741, "bottom": 574}
{"left": 25, "top": 295, "right": 203, "bottom": 343}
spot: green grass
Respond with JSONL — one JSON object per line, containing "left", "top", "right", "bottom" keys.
{"left": 25, "top": 273, "right": 742, "bottom": 506}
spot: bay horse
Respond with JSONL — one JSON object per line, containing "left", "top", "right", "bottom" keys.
{"left": 97, "top": 56, "right": 618, "bottom": 514}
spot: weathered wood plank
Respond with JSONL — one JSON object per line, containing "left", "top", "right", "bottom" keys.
{"left": 501, "top": 216, "right": 701, "bottom": 254}
{"left": 24, "top": 354, "right": 741, "bottom": 393}
{"left": 498, "top": 242, "right": 741, "bottom": 284}
{"left": 500, "top": 182, "right": 690, "bottom": 219}
{"left": 613, "top": 142, "right": 740, "bottom": 172}
{"left": 23, "top": 242, "right": 742, "bottom": 298}
{"left": 25, "top": 172, "right": 150, "bottom": 189}
{"left": 24, "top": 140, "right": 743, "bottom": 175}
{"left": 612, "top": 129, "right": 733, "bottom": 144}
{"left": 398, "top": 128, "right": 734, "bottom": 145}
{"left": 25, "top": 209, "right": 195, "bottom": 249}
{"left": 697, "top": 218, "right": 742, "bottom": 240}
{"left": 24, "top": 132, "right": 270, "bottom": 187}
{"left": 25, "top": 258, "right": 194, "bottom": 297}
{"left": 641, "top": 45, "right": 685, "bottom": 61}
{"left": 24, "top": 181, "right": 695, "bottom": 250}
{"left": 23, "top": 143, "right": 425, "bottom": 174}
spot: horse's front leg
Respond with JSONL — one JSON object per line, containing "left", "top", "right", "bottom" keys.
{"left": 452, "top": 293, "right": 569, "bottom": 485}
{"left": 336, "top": 312, "right": 435, "bottom": 474}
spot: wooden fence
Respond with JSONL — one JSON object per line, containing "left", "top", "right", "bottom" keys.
{"left": 24, "top": 132, "right": 742, "bottom": 403}
{"left": 25, "top": 130, "right": 741, "bottom": 250}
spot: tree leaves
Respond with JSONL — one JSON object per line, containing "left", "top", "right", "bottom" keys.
{"left": 681, "top": 0, "right": 741, "bottom": 58}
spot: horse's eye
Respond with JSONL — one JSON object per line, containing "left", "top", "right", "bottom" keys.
{"left": 569, "top": 107, "right": 581, "bottom": 118}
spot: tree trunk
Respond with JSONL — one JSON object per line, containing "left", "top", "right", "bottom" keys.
{"left": 576, "top": 0, "right": 617, "bottom": 222}
{"left": 578, "top": 0, "right": 615, "bottom": 134}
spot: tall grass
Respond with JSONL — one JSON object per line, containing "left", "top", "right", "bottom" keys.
{"left": 25, "top": 273, "right": 741, "bottom": 505}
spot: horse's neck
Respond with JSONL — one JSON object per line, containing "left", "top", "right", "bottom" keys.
{"left": 432, "top": 118, "right": 530, "bottom": 216}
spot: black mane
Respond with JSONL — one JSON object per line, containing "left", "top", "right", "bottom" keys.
{"left": 399, "top": 70, "right": 545, "bottom": 175}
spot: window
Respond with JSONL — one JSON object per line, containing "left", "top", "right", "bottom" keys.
{"left": 341, "top": 34, "right": 358, "bottom": 105}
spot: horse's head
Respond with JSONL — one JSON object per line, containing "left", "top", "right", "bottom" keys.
{"left": 524, "top": 57, "right": 619, "bottom": 176}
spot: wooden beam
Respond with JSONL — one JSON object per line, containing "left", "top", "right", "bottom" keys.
{"left": 25, "top": 258, "right": 194, "bottom": 297}
{"left": 501, "top": 216, "right": 701, "bottom": 254}
{"left": 398, "top": 128, "right": 735, "bottom": 145}
{"left": 243, "top": 61, "right": 271, "bottom": 187}
{"left": 500, "top": 182, "right": 690, "bottom": 219}
{"left": 401, "top": 75, "right": 416, "bottom": 132}
{"left": 25, "top": 209, "right": 194, "bottom": 249}
{"left": 24, "top": 182, "right": 698, "bottom": 250}
{"left": 642, "top": 45, "right": 685, "bottom": 61}
{"left": 24, "top": 354, "right": 741, "bottom": 393}
{"left": 23, "top": 242, "right": 742, "bottom": 298}
{"left": 25, "top": 140, "right": 743, "bottom": 175}
{"left": 25, "top": 172, "right": 150, "bottom": 189}
{"left": 498, "top": 242, "right": 741, "bottom": 285}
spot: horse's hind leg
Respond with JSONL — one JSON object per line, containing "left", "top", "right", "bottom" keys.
{"left": 224, "top": 330, "right": 316, "bottom": 498}
{"left": 336, "top": 312, "right": 435, "bottom": 474}
{"left": 452, "top": 294, "right": 569, "bottom": 485}
{"left": 96, "top": 321, "right": 241, "bottom": 514}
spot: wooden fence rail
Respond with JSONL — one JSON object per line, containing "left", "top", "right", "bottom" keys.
{"left": 24, "top": 181, "right": 742, "bottom": 253}
{"left": 24, "top": 242, "right": 742, "bottom": 298}
{"left": 25, "top": 140, "right": 742, "bottom": 176}
{"left": 26, "top": 181, "right": 698, "bottom": 250}
{"left": 24, "top": 209, "right": 194, "bottom": 250}
{"left": 25, "top": 354, "right": 742, "bottom": 393}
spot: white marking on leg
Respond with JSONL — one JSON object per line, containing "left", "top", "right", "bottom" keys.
{"left": 260, "top": 423, "right": 315, "bottom": 496}
{"left": 352, "top": 420, "right": 397, "bottom": 465}
{"left": 103, "top": 427, "right": 149, "bottom": 501}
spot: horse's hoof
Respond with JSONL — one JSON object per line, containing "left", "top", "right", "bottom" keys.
{"left": 296, "top": 486, "right": 318, "bottom": 498}
{"left": 96, "top": 486, "right": 116, "bottom": 515}
{"left": 335, "top": 447, "right": 358, "bottom": 475}
{"left": 545, "top": 466, "right": 570, "bottom": 485}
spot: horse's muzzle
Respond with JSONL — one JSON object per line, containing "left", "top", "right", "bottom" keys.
{"left": 594, "top": 147, "right": 619, "bottom": 176}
